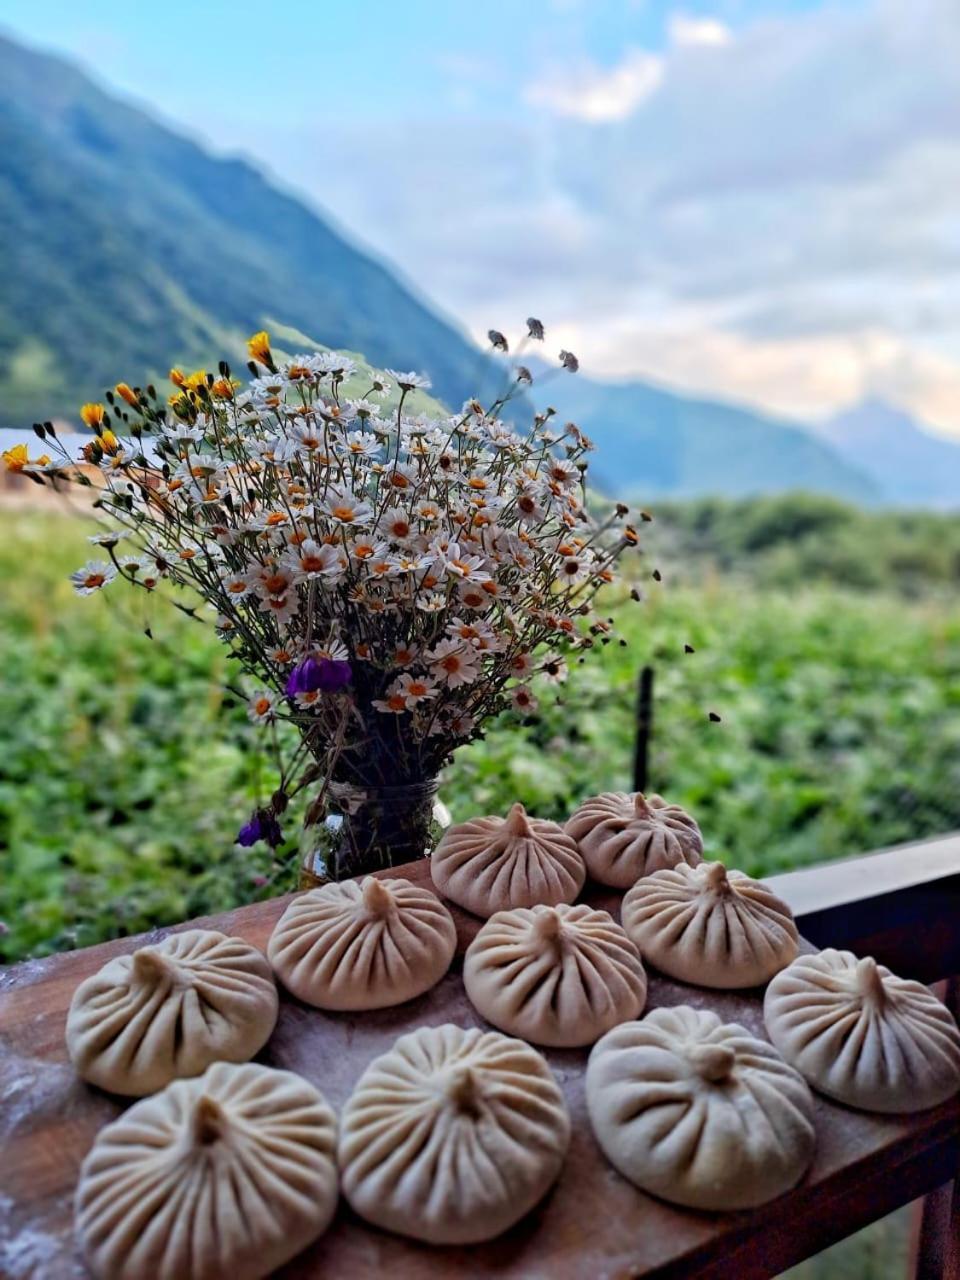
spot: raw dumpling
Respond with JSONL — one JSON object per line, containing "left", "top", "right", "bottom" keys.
{"left": 565, "top": 791, "right": 703, "bottom": 889}
{"left": 431, "top": 802, "right": 586, "bottom": 918}
{"left": 267, "top": 876, "right": 456, "bottom": 1010}
{"left": 463, "top": 903, "right": 647, "bottom": 1047}
{"left": 339, "top": 1023, "right": 569, "bottom": 1243}
{"left": 764, "top": 949, "right": 960, "bottom": 1113}
{"left": 75, "top": 1061, "right": 338, "bottom": 1280}
{"left": 622, "top": 861, "right": 799, "bottom": 988}
{"left": 66, "top": 930, "right": 278, "bottom": 1096}
{"left": 586, "top": 1006, "right": 816, "bottom": 1210}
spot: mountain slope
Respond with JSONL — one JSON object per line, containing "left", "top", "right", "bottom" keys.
{"left": 819, "top": 400, "right": 960, "bottom": 509}
{"left": 0, "top": 32, "right": 877, "bottom": 506}
{"left": 0, "top": 34, "right": 492, "bottom": 422}
{"left": 527, "top": 363, "right": 877, "bottom": 503}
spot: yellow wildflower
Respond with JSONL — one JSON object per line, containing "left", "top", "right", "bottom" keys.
{"left": 211, "top": 378, "right": 235, "bottom": 399}
{"left": 115, "top": 383, "right": 139, "bottom": 407}
{"left": 97, "top": 429, "right": 120, "bottom": 456}
{"left": 169, "top": 368, "right": 186, "bottom": 388}
{"left": 184, "top": 370, "right": 208, "bottom": 392}
{"left": 80, "top": 403, "right": 106, "bottom": 429}
{"left": 2, "top": 443, "right": 29, "bottom": 473}
{"left": 247, "top": 331, "right": 272, "bottom": 365}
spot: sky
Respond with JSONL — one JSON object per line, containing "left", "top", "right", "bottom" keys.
{"left": 3, "top": 0, "right": 959, "bottom": 433}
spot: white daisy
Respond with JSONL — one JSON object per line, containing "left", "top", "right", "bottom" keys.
{"left": 221, "top": 572, "right": 253, "bottom": 599}
{"left": 379, "top": 506, "right": 415, "bottom": 542}
{"left": 340, "top": 430, "right": 382, "bottom": 459}
{"left": 70, "top": 560, "right": 117, "bottom": 595}
{"left": 426, "top": 638, "right": 481, "bottom": 688}
{"left": 385, "top": 369, "right": 431, "bottom": 392}
{"left": 285, "top": 539, "right": 346, "bottom": 582}
{"left": 319, "top": 485, "right": 374, "bottom": 526}
{"left": 247, "top": 691, "right": 278, "bottom": 724}
{"left": 388, "top": 673, "right": 439, "bottom": 708}
{"left": 510, "top": 685, "right": 539, "bottom": 713}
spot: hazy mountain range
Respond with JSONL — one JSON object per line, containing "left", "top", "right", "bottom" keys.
{"left": 1, "top": 32, "right": 957, "bottom": 507}
{"left": 816, "top": 401, "right": 960, "bottom": 510}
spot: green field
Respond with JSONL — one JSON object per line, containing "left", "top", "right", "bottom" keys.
{"left": 0, "top": 499, "right": 951, "bottom": 1278}
{"left": 2, "top": 499, "right": 958, "bottom": 962}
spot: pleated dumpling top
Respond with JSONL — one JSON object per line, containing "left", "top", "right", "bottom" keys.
{"left": 764, "top": 949, "right": 960, "bottom": 1113}
{"left": 565, "top": 792, "right": 703, "bottom": 889}
{"left": 75, "top": 1062, "right": 338, "bottom": 1280}
{"left": 622, "top": 861, "right": 799, "bottom": 988}
{"left": 586, "top": 1006, "right": 816, "bottom": 1210}
{"left": 431, "top": 802, "right": 585, "bottom": 918}
{"left": 268, "top": 876, "right": 457, "bottom": 1010}
{"left": 338, "top": 1024, "right": 570, "bottom": 1244}
{"left": 464, "top": 902, "right": 647, "bottom": 1047}
{"left": 66, "top": 930, "right": 278, "bottom": 1096}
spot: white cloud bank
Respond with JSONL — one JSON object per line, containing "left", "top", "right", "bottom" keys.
{"left": 260, "top": 0, "right": 960, "bottom": 434}
{"left": 524, "top": 48, "right": 664, "bottom": 122}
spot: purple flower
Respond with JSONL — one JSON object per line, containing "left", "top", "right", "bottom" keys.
{"left": 236, "top": 810, "right": 283, "bottom": 848}
{"left": 286, "top": 656, "right": 352, "bottom": 697}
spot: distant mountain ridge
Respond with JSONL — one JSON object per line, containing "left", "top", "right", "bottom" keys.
{"left": 818, "top": 400, "right": 960, "bottom": 509}
{"left": 524, "top": 360, "right": 877, "bottom": 503}
{"left": 0, "top": 32, "right": 880, "bottom": 505}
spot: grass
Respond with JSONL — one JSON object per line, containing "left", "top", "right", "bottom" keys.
{"left": 2, "top": 504, "right": 959, "bottom": 961}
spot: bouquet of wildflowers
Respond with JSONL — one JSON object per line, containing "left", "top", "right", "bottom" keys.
{"left": 6, "top": 321, "right": 638, "bottom": 874}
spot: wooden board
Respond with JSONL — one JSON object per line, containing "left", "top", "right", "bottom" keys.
{"left": 1, "top": 861, "right": 958, "bottom": 1280}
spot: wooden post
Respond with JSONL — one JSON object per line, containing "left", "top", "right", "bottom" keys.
{"left": 633, "top": 665, "right": 654, "bottom": 793}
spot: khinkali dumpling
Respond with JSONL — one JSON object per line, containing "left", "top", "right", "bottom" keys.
{"left": 622, "top": 861, "right": 799, "bottom": 988}
{"left": 565, "top": 791, "right": 703, "bottom": 889}
{"left": 267, "top": 876, "right": 456, "bottom": 1010}
{"left": 764, "top": 949, "right": 960, "bottom": 1113}
{"left": 339, "top": 1023, "right": 569, "bottom": 1243}
{"left": 463, "top": 903, "right": 647, "bottom": 1047}
{"left": 586, "top": 1006, "right": 816, "bottom": 1210}
{"left": 75, "top": 1061, "right": 338, "bottom": 1280}
{"left": 66, "top": 929, "right": 278, "bottom": 1096}
{"left": 431, "top": 802, "right": 585, "bottom": 918}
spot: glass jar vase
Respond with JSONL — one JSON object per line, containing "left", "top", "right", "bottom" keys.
{"left": 299, "top": 778, "right": 451, "bottom": 888}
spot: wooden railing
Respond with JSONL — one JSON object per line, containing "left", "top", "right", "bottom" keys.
{"left": 632, "top": 665, "right": 960, "bottom": 1274}
{"left": 766, "top": 835, "right": 960, "bottom": 1279}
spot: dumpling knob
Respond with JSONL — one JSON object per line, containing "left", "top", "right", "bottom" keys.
{"left": 532, "top": 907, "right": 566, "bottom": 947}
{"left": 444, "top": 1064, "right": 482, "bottom": 1116}
{"left": 703, "top": 861, "right": 731, "bottom": 893}
{"left": 505, "top": 801, "right": 534, "bottom": 837}
{"left": 689, "top": 1042, "right": 736, "bottom": 1083}
{"left": 131, "top": 948, "right": 177, "bottom": 985}
{"left": 854, "top": 955, "right": 886, "bottom": 1007}
{"left": 190, "top": 1094, "right": 228, "bottom": 1148}
{"left": 361, "top": 876, "right": 394, "bottom": 916}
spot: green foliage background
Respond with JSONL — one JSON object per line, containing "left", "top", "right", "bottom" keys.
{"left": 2, "top": 496, "right": 959, "bottom": 963}
{"left": 0, "top": 494, "right": 951, "bottom": 1278}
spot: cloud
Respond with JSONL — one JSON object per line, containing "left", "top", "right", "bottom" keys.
{"left": 523, "top": 48, "right": 664, "bottom": 122}
{"left": 249, "top": 0, "right": 960, "bottom": 433}
{"left": 668, "top": 14, "right": 732, "bottom": 48}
